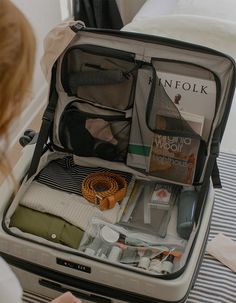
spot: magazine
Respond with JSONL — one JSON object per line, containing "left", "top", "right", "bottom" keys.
{"left": 148, "top": 113, "right": 204, "bottom": 185}
{"left": 156, "top": 70, "right": 216, "bottom": 141}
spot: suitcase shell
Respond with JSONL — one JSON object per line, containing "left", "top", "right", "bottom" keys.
{"left": 0, "top": 23, "right": 235, "bottom": 302}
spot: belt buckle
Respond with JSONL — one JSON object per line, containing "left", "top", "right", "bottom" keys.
{"left": 95, "top": 194, "right": 102, "bottom": 206}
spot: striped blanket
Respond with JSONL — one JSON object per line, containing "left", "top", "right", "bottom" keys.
{"left": 23, "top": 152, "right": 236, "bottom": 303}
{"left": 187, "top": 152, "right": 236, "bottom": 303}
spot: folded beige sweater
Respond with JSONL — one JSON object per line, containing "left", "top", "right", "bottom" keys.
{"left": 20, "top": 181, "right": 133, "bottom": 231}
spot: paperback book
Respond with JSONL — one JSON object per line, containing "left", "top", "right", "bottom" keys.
{"left": 148, "top": 113, "right": 204, "bottom": 185}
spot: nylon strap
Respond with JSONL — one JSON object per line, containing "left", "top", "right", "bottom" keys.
{"left": 195, "top": 153, "right": 218, "bottom": 224}
{"left": 211, "top": 159, "right": 222, "bottom": 188}
{"left": 27, "top": 64, "right": 58, "bottom": 180}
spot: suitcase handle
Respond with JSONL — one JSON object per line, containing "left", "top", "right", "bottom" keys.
{"left": 19, "top": 129, "right": 38, "bottom": 147}
{"left": 39, "top": 279, "right": 112, "bottom": 303}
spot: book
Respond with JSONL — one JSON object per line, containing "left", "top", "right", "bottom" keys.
{"left": 180, "top": 111, "right": 204, "bottom": 136}
{"left": 157, "top": 70, "right": 216, "bottom": 141}
{"left": 126, "top": 67, "right": 153, "bottom": 171}
{"left": 148, "top": 113, "right": 204, "bottom": 185}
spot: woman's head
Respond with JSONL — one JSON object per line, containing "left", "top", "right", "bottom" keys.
{"left": 0, "top": 0, "right": 35, "bottom": 172}
{"left": 0, "top": 0, "right": 36, "bottom": 138}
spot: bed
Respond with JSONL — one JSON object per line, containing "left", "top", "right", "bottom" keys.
{"left": 123, "top": 1, "right": 236, "bottom": 302}
{"left": 123, "top": 0, "right": 236, "bottom": 155}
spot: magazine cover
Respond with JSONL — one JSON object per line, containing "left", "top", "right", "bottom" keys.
{"left": 156, "top": 70, "right": 216, "bottom": 141}
{"left": 148, "top": 114, "right": 204, "bottom": 185}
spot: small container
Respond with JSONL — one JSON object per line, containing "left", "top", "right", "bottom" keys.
{"left": 149, "top": 253, "right": 163, "bottom": 273}
{"left": 84, "top": 237, "right": 102, "bottom": 256}
{"left": 138, "top": 250, "right": 152, "bottom": 270}
{"left": 94, "top": 226, "right": 120, "bottom": 259}
{"left": 161, "top": 254, "right": 174, "bottom": 275}
{"left": 100, "top": 226, "right": 120, "bottom": 244}
{"left": 96, "top": 243, "right": 110, "bottom": 259}
{"left": 108, "top": 246, "right": 122, "bottom": 262}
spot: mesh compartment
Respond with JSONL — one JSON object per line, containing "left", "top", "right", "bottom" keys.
{"left": 61, "top": 45, "right": 137, "bottom": 110}
{"left": 147, "top": 67, "right": 201, "bottom": 139}
{"left": 59, "top": 101, "right": 131, "bottom": 162}
{"left": 146, "top": 67, "right": 204, "bottom": 185}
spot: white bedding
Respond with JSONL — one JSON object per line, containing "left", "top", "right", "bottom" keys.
{"left": 123, "top": 13, "right": 236, "bottom": 59}
{"left": 133, "top": 0, "right": 178, "bottom": 22}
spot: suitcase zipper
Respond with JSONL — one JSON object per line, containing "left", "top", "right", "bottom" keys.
{"left": 62, "top": 100, "right": 131, "bottom": 121}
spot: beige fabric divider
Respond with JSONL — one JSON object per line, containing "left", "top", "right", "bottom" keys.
{"left": 40, "top": 20, "right": 84, "bottom": 82}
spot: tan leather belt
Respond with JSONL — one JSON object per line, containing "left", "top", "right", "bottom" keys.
{"left": 82, "top": 172, "right": 127, "bottom": 210}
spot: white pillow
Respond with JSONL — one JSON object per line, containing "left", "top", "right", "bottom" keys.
{"left": 133, "top": 0, "right": 178, "bottom": 22}
{"left": 173, "top": 0, "right": 236, "bottom": 22}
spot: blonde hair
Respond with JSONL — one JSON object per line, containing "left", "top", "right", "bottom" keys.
{"left": 0, "top": 0, "right": 36, "bottom": 174}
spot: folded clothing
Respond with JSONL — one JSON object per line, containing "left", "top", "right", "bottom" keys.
{"left": 207, "top": 233, "right": 236, "bottom": 272}
{"left": 10, "top": 206, "right": 84, "bottom": 249}
{"left": 35, "top": 156, "right": 133, "bottom": 196}
{"left": 20, "top": 181, "right": 101, "bottom": 231}
{"left": 20, "top": 181, "right": 134, "bottom": 230}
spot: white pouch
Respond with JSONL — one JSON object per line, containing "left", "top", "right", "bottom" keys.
{"left": 206, "top": 233, "right": 236, "bottom": 272}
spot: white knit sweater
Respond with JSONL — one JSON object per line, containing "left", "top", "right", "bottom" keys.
{"left": 20, "top": 180, "right": 134, "bottom": 231}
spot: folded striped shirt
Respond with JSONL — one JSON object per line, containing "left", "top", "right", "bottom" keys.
{"left": 36, "top": 156, "right": 133, "bottom": 196}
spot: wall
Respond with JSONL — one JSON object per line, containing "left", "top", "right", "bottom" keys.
{"left": 11, "top": 0, "right": 63, "bottom": 94}
{"left": 116, "top": 0, "right": 146, "bottom": 25}
{"left": 8, "top": 0, "right": 64, "bottom": 149}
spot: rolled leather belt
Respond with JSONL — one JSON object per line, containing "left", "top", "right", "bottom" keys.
{"left": 82, "top": 172, "right": 127, "bottom": 211}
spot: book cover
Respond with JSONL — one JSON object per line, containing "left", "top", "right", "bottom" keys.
{"left": 157, "top": 70, "right": 216, "bottom": 141}
{"left": 148, "top": 113, "right": 204, "bottom": 185}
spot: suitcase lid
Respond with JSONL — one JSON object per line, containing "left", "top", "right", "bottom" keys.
{"left": 31, "top": 22, "right": 236, "bottom": 186}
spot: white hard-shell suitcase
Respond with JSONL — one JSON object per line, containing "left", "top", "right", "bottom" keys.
{"left": 0, "top": 21, "right": 235, "bottom": 303}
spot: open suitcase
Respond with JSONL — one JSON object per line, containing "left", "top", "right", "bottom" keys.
{"left": 0, "top": 21, "right": 235, "bottom": 303}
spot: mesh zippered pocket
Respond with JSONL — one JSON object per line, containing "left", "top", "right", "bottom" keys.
{"left": 59, "top": 101, "right": 131, "bottom": 162}
{"left": 127, "top": 61, "right": 217, "bottom": 185}
{"left": 61, "top": 45, "right": 137, "bottom": 110}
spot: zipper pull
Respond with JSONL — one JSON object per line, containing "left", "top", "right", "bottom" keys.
{"left": 70, "top": 22, "right": 85, "bottom": 33}
{"left": 123, "top": 60, "right": 143, "bottom": 79}
{"left": 125, "top": 108, "right": 133, "bottom": 119}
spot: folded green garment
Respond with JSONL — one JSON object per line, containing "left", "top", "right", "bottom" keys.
{"left": 10, "top": 206, "right": 84, "bottom": 249}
